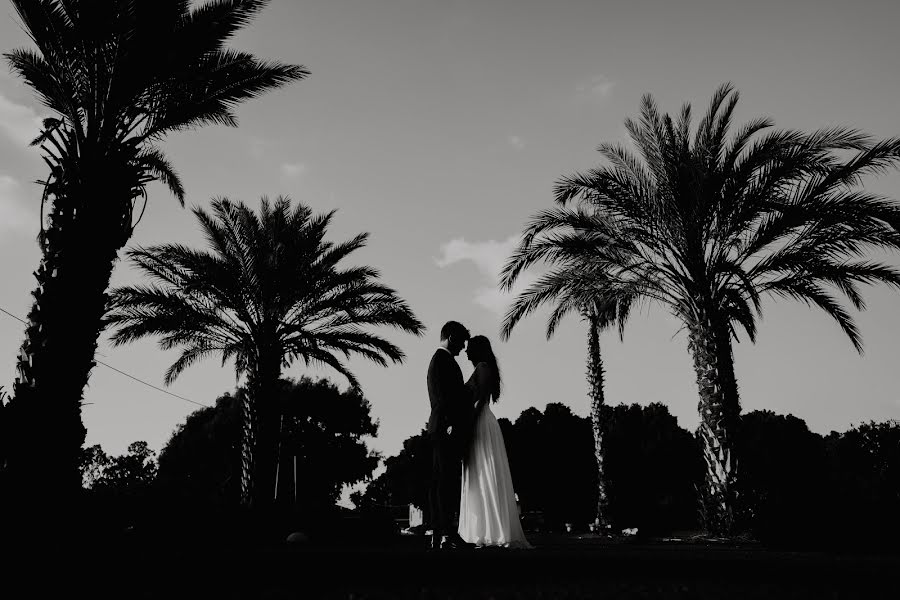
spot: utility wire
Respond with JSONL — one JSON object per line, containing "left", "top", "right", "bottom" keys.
{"left": 0, "top": 305, "right": 208, "bottom": 408}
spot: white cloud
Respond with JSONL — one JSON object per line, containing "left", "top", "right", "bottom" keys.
{"left": 0, "top": 174, "right": 37, "bottom": 236}
{"left": 576, "top": 75, "right": 616, "bottom": 99}
{"left": 0, "top": 93, "right": 43, "bottom": 147}
{"left": 508, "top": 135, "right": 526, "bottom": 150}
{"left": 435, "top": 235, "right": 537, "bottom": 314}
{"left": 281, "top": 162, "right": 307, "bottom": 179}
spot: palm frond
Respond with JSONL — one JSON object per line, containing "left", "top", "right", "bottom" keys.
{"left": 136, "top": 147, "right": 185, "bottom": 205}
{"left": 3, "top": 48, "right": 72, "bottom": 117}
{"left": 146, "top": 50, "right": 308, "bottom": 137}
{"left": 763, "top": 279, "right": 863, "bottom": 352}
{"left": 164, "top": 344, "right": 222, "bottom": 386}
{"left": 182, "top": 0, "right": 269, "bottom": 51}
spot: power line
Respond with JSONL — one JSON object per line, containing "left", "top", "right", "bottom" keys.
{"left": 0, "top": 306, "right": 27, "bottom": 325}
{"left": 94, "top": 359, "right": 207, "bottom": 407}
{"left": 0, "top": 305, "right": 208, "bottom": 408}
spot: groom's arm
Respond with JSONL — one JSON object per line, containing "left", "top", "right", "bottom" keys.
{"left": 440, "top": 355, "right": 471, "bottom": 432}
{"left": 429, "top": 352, "right": 454, "bottom": 433}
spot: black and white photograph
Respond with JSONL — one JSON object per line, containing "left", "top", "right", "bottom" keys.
{"left": 0, "top": 1, "right": 898, "bottom": 597}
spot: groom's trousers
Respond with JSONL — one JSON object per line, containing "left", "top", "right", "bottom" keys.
{"left": 429, "top": 432, "right": 461, "bottom": 543}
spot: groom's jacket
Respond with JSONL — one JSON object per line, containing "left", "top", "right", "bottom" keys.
{"left": 426, "top": 348, "right": 469, "bottom": 437}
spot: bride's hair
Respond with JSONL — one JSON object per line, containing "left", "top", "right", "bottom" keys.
{"left": 468, "top": 335, "right": 501, "bottom": 402}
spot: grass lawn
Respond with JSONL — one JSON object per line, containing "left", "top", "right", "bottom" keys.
{"left": 12, "top": 531, "right": 898, "bottom": 599}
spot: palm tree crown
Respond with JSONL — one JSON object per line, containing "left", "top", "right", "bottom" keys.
{"left": 505, "top": 84, "right": 900, "bottom": 349}
{"left": 107, "top": 196, "right": 424, "bottom": 388}
{"left": 6, "top": 0, "right": 307, "bottom": 223}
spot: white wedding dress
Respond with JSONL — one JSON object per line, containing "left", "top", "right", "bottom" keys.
{"left": 458, "top": 364, "right": 532, "bottom": 549}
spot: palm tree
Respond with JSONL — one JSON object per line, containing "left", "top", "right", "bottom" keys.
{"left": 502, "top": 83, "right": 900, "bottom": 536}
{"left": 499, "top": 235, "right": 631, "bottom": 530}
{"left": 106, "top": 196, "right": 425, "bottom": 507}
{"left": 1, "top": 0, "right": 306, "bottom": 506}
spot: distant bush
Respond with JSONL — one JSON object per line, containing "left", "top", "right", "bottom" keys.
{"left": 734, "top": 414, "right": 900, "bottom": 551}
{"left": 735, "top": 411, "right": 829, "bottom": 547}
{"left": 603, "top": 403, "right": 702, "bottom": 535}
{"left": 155, "top": 377, "right": 379, "bottom": 513}
{"left": 823, "top": 420, "right": 900, "bottom": 550}
{"left": 78, "top": 441, "right": 159, "bottom": 538}
{"left": 506, "top": 403, "right": 597, "bottom": 531}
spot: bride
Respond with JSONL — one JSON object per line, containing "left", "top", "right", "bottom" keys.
{"left": 458, "top": 335, "right": 532, "bottom": 549}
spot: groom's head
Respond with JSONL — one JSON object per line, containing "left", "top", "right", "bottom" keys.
{"left": 440, "top": 320, "right": 470, "bottom": 356}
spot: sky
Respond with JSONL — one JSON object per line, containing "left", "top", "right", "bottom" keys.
{"left": 1, "top": 0, "right": 899, "bottom": 493}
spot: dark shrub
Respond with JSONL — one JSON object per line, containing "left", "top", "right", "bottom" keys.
{"left": 735, "top": 410, "right": 829, "bottom": 548}
{"left": 604, "top": 403, "right": 702, "bottom": 535}
{"left": 823, "top": 420, "right": 900, "bottom": 552}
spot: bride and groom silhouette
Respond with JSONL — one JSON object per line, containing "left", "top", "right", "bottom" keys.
{"left": 426, "top": 321, "right": 532, "bottom": 550}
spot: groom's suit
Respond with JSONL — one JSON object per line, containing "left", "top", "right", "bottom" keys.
{"left": 426, "top": 347, "right": 472, "bottom": 545}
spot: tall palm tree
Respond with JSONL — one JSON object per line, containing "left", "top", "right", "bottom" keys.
{"left": 106, "top": 196, "right": 425, "bottom": 507}
{"left": 499, "top": 233, "right": 631, "bottom": 530}
{"left": 1, "top": 0, "right": 306, "bottom": 505}
{"left": 502, "top": 83, "right": 900, "bottom": 536}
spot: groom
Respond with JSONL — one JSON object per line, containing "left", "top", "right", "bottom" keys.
{"left": 426, "top": 320, "right": 475, "bottom": 550}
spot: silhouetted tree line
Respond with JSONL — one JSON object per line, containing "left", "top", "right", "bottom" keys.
{"left": 81, "top": 441, "right": 158, "bottom": 492}
{"left": 77, "top": 377, "right": 381, "bottom": 544}
{"left": 73, "top": 385, "right": 900, "bottom": 551}
{"left": 359, "top": 402, "right": 700, "bottom": 535}
{"left": 737, "top": 412, "right": 900, "bottom": 549}
{"left": 77, "top": 441, "right": 159, "bottom": 539}
{"left": 154, "top": 377, "right": 378, "bottom": 511}
{"left": 359, "top": 403, "right": 900, "bottom": 549}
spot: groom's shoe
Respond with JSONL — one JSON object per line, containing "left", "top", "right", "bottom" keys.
{"left": 449, "top": 532, "right": 475, "bottom": 547}
{"left": 439, "top": 537, "right": 467, "bottom": 551}
{"left": 441, "top": 534, "right": 475, "bottom": 550}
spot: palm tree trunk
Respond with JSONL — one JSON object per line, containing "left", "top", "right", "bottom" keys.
{"left": 0, "top": 387, "right": 9, "bottom": 477}
{"left": 241, "top": 353, "right": 281, "bottom": 508}
{"left": 2, "top": 178, "right": 133, "bottom": 523}
{"left": 687, "top": 306, "right": 741, "bottom": 537}
{"left": 586, "top": 311, "right": 611, "bottom": 531}
{"left": 238, "top": 384, "right": 259, "bottom": 509}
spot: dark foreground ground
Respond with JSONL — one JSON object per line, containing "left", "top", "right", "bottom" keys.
{"left": 9, "top": 532, "right": 900, "bottom": 599}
